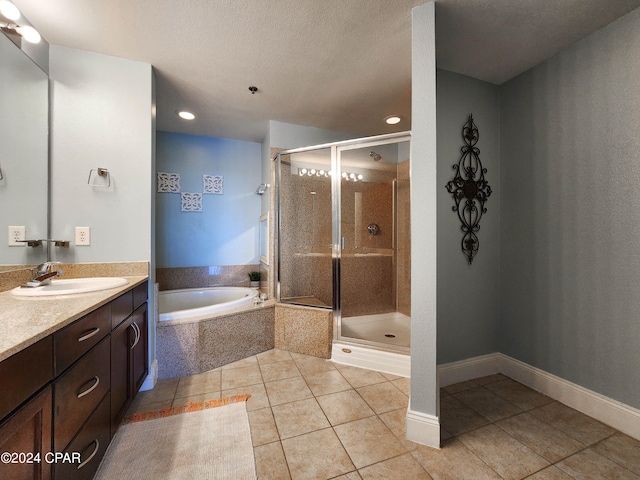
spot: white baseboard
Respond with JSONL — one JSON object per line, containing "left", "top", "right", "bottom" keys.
{"left": 406, "top": 409, "right": 440, "bottom": 448}
{"left": 438, "top": 352, "right": 502, "bottom": 387}
{"left": 139, "top": 358, "right": 158, "bottom": 391}
{"left": 437, "top": 353, "right": 640, "bottom": 441}
{"left": 331, "top": 342, "right": 410, "bottom": 378}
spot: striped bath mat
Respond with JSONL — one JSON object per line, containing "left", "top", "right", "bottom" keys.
{"left": 95, "top": 396, "right": 256, "bottom": 480}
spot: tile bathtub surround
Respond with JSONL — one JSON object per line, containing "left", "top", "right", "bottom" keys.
{"left": 156, "top": 305, "right": 276, "bottom": 379}
{"left": 126, "top": 349, "right": 640, "bottom": 480}
{"left": 156, "top": 264, "right": 261, "bottom": 291}
{"left": 275, "top": 303, "right": 333, "bottom": 359}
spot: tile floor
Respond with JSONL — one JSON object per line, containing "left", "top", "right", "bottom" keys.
{"left": 128, "top": 349, "right": 640, "bottom": 479}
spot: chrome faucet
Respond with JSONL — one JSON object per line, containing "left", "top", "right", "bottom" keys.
{"left": 21, "top": 262, "right": 64, "bottom": 288}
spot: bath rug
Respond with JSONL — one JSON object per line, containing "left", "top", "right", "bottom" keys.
{"left": 94, "top": 396, "right": 256, "bottom": 480}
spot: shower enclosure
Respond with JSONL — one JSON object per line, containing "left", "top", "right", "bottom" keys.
{"left": 276, "top": 132, "right": 410, "bottom": 353}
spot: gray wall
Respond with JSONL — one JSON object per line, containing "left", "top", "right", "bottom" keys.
{"left": 500, "top": 8, "right": 640, "bottom": 408}
{"left": 49, "top": 46, "right": 154, "bottom": 264}
{"left": 437, "top": 70, "right": 501, "bottom": 364}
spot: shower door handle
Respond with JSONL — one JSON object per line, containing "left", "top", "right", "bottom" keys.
{"left": 340, "top": 237, "right": 345, "bottom": 249}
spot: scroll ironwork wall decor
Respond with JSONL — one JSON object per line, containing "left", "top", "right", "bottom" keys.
{"left": 446, "top": 114, "right": 492, "bottom": 264}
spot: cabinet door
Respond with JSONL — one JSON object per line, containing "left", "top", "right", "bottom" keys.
{"left": 110, "top": 316, "right": 132, "bottom": 434}
{"left": 0, "top": 386, "right": 52, "bottom": 480}
{"left": 130, "top": 303, "right": 148, "bottom": 395}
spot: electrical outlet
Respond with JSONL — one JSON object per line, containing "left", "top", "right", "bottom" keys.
{"left": 75, "top": 226, "right": 91, "bottom": 246}
{"left": 8, "top": 226, "right": 26, "bottom": 247}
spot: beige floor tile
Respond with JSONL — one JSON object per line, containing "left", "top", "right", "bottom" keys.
{"left": 497, "top": 412, "right": 584, "bottom": 462}
{"left": 442, "top": 379, "right": 480, "bottom": 394}
{"left": 334, "top": 416, "right": 406, "bottom": 469}
{"left": 259, "top": 359, "right": 301, "bottom": 382}
{"left": 171, "top": 391, "right": 221, "bottom": 408}
{"left": 126, "top": 398, "right": 173, "bottom": 416}
{"left": 333, "top": 473, "right": 362, "bottom": 480}
{"left": 529, "top": 401, "right": 616, "bottom": 446}
{"left": 594, "top": 433, "right": 640, "bottom": 475}
{"left": 556, "top": 448, "right": 640, "bottom": 479}
{"left": 339, "top": 366, "right": 387, "bottom": 388}
{"left": 220, "top": 364, "right": 263, "bottom": 390}
{"left": 134, "top": 377, "right": 178, "bottom": 405}
{"left": 379, "top": 408, "right": 418, "bottom": 451}
{"left": 220, "top": 355, "right": 258, "bottom": 369}
{"left": 303, "top": 369, "right": 352, "bottom": 396}
{"left": 316, "top": 390, "right": 375, "bottom": 426}
{"left": 358, "top": 453, "right": 431, "bottom": 479}
{"left": 257, "top": 348, "right": 293, "bottom": 365}
{"left": 380, "top": 372, "right": 403, "bottom": 381}
{"left": 254, "top": 441, "right": 291, "bottom": 480}
{"left": 248, "top": 407, "right": 280, "bottom": 447}
{"left": 484, "top": 378, "right": 553, "bottom": 410}
{"left": 357, "top": 382, "right": 408, "bottom": 414}
{"left": 290, "top": 352, "right": 336, "bottom": 375}
{"left": 222, "top": 383, "right": 270, "bottom": 411}
{"left": 454, "top": 386, "right": 522, "bottom": 422}
{"left": 391, "top": 377, "right": 410, "bottom": 396}
{"left": 281, "top": 428, "right": 355, "bottom": 480}
{"left": 526, "top": 465, "right": 576, "bottom": 479}
{"left": 439, "top": 395, "right": 490, "bottom": 436}
{"left": 265, "top": 376, "right": 313, "bottom": 406}
{"left": 175, "top": 370, "right": 221, "bottom": 398}
{"left": 458, "top": 424, "right": 549, "bottom": 480}
{"left": 411, "top": 439, "right": 501, "bottom": 480}
{"left": 272, "top": 397, "right": 330, "bottom": 439}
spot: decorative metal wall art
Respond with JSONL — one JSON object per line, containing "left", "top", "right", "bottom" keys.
{"left": 446, "top": 114, "right": 492, "bottom": 264}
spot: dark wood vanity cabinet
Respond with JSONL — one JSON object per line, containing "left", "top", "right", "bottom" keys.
{"left": 111, "top": 300, "right": 148, "bottom": 431}
{"left": 0, "top": 280, "right": 149, "bottom": 480}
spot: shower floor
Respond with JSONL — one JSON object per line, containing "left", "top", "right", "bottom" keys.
{"left": 340, "top": 311, "right": 410, "bottom": 348}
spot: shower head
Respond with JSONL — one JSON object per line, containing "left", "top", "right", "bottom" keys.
{"left": 369, "top": 151, "right": 382, "bottom": 161}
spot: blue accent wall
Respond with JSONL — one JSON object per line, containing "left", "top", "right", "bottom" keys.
{"left": 156, "top": 131, "right": 261, "bottom": 268}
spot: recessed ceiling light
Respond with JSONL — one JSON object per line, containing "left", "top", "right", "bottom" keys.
{"left": 176, "top": 110, "right": 195, "bottom": 120}
{"left": 384, "top": 115, "right": 403, "bottom": 125}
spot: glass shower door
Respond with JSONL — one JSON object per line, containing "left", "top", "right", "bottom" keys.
{"left": 277, "top": 148, "right": 333, "bottom": 308}
{"left": 337, "top": 140, "right": 411, "bottom": 349}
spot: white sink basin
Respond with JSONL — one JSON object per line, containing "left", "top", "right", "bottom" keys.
{"left": 11, "top": 277, "right": 129, "bottom": 297}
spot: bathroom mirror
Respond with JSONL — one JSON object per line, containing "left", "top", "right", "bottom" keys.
{"left": 0, "top": 28, "right": 49, "bottom": 268}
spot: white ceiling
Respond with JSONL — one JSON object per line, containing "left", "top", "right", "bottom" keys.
{"left": 13, "top": 0, "right": 640, "bottom": 143}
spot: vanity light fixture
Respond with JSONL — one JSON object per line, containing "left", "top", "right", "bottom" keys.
{"left": 384, "top": 115, "right": 402, "bottom": 125}
{"left": 0, "top": 1, "right": 20, "bottom": 20}
{"left": 0, "top": 21, "right": 41, "bottom": 43}
{"left": 176, "top": 110, "right": 195, "bottom": 120}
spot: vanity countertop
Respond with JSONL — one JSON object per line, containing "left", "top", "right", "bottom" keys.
{"left": 0, "top": 275, "right": 148, "bottom": 362}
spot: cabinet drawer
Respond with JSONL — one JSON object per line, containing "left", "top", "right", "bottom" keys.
{"left": 133, "top": 281, "right": 148, "bottom": 310}
{"left": 54, "top": 393, "right": 110, "bottom": 480}
{"left": 54, "top": 338, "right": 110, "bottom": 451}
{"left": 0, "top": 337, "right": 53, "bottom": 421}
{"left": 54, "top": 304, "right": 110, "bottom": 375}
{"left": 111, "top": 289, "right": 133, "bottom": 329}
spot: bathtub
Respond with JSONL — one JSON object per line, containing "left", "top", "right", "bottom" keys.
{"left": 158, "top": 287, "right": 259, "bottom": 321}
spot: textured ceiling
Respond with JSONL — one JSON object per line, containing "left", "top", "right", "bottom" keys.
{"left": 13, "top": 0, "right": 640, "bottom": 142}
